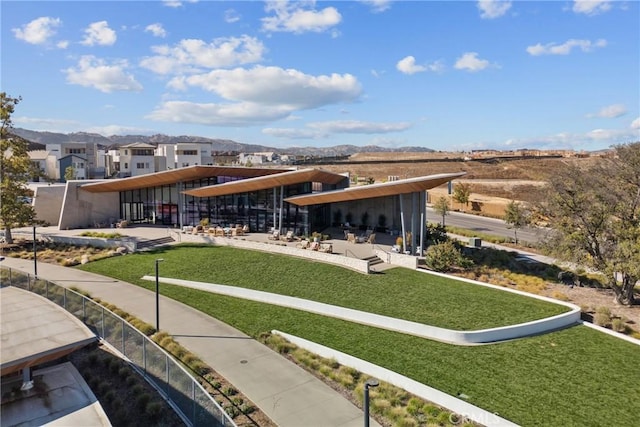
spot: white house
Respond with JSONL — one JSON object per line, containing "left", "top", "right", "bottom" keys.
{"left": 116, "top": 142, "right": 156, "bottom": 177}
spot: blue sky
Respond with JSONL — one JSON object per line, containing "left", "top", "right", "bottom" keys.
{"left": 2, "top": 0, "right": 638, "bottom": 152}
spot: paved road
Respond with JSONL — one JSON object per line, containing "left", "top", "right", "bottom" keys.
{"left": 427, "top": 207, "right": 548, "bottom": 244}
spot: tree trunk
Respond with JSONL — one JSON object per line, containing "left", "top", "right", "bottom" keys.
{"left": 611, "top": 275, "right": 636, "bottom": 306}
{"left": 3, "top": 226, "right": 13, "bottom": 244}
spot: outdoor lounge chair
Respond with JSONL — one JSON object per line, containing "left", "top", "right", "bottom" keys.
{"left": 367, "top": 233, "right": 376, "bottom": 244}
{"left": 281, "top": 231, "right": 295, "bottom": 242}
{"left": 268, "top": 230, "right": 280, "bottom": 240}
{"left": 347, "top": 233, "right": 356, "bottom": 244}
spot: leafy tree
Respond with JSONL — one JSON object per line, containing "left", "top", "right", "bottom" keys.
{"left": 539, "top": 142, "right": 640, "bottom": 305}
{"left": 433, "top": 196, "right": 450, "bottom": 226}
{"left": 452, "top": 182, "right": 471, "bottom": 211}
{"left": 64, "top": 165, "right": 76, "bottom": 181}
{"left": 0, "top": 93, "right": 37, "bottom": 243}
{"left": 504, "top": 200, "right": 531, "bottom": 245}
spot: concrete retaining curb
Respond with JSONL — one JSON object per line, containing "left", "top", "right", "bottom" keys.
{"left": 144, "top": 276, "right": 579, "bottom": 345}
{"left": 272, "top": 330, "right": 519, "bottom": 427}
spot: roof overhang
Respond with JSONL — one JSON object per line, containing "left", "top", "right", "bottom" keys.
{"left": 183, "top": 168, "right": 347, "bottom": 198}
{"left": 0, "top": 287, "right": 97, "bottom": 376}
{"left": 80, "top": 165, "right": 292, "bottom": 193}
{"left": 284, "top": 172, "right": 466, "bottom": 206}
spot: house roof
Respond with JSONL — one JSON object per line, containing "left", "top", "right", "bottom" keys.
{"left": 284, "top": 172, "right": 466, "bottom": 206}
{"left": 80, "top": 165, "right": 292, "bottom": 193}
{"left": 183, "top": 168, "right": 347, "bottom": 198}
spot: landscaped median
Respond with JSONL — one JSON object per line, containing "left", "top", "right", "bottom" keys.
{"left": 77, "top": 244, "right": 640, "bottom": 426}
{"left": 140, "top": 275, "right": 579, "bottom": 345}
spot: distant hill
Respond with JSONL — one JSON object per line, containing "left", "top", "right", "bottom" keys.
{"left": 12, "top": 128, "right": 434, "bottom": 156}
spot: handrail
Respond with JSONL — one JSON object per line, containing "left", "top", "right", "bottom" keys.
{"left": 0, "top": 267, "right": 235, "bottom": 427}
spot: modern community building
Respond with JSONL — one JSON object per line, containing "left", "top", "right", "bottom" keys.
{"left": 31, "top": 165, "right": 464, "bottom": 254}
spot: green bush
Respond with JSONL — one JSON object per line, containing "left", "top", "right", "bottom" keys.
{"left": 425, "top": 241, "right": 470, "bottom": 272}
{"left": 136, "top": 393, "right": 151, "bottom": 409}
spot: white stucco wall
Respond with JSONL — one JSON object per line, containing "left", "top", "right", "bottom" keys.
{"left": 32, "top": 185, "right": 66, "bottom": 226}
{"left": 58, "top": 181, "right": 120, "bottom": 229}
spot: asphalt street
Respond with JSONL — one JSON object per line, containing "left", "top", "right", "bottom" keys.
{"left": 426, "top": 207, "right": 549, "bottom": 244}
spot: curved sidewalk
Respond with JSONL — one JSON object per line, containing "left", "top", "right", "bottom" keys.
{"left": 1, "top": 257, "right": 378, "bottom": 427}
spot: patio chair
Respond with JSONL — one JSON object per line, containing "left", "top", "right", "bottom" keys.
{"left": 367, "top": 233, "right": 376, "bottom": 244}
{"left": 268, "top": 230, "right": 280, "bottom": 240}
{"left": 281, "top": 231, "right": 295, "bottom": 242}
{"left": 214, "top": 226, "right": 225, "bottom": 237}
{"left": 347, "top": 233, "right": 357, "bottom": 244}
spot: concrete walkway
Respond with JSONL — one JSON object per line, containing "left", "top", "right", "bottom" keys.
{"left": 1, "top": 257, "right": 379, "bottom": 427}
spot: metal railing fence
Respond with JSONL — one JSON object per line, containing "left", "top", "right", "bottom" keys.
{"left": 0, "top": 267, "right": 236, "bottom": 427}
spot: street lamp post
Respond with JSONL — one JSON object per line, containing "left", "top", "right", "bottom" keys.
{"left": 33, "top": 226, "right": 37, "bottom": 278}
{"left": 155, "top": 258, "right": 164, "bottom": 332}
{"left": 364, "top": 378, "right": 379, "bottom": 427}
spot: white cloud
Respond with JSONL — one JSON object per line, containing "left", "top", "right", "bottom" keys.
{"left": 145, "top": 23, "right": 167, "bottom": 38}
{"left": 572, "top": 0, "right": 612, "bottom": 15}
{"left": 81, "top": 21, "right": 117, "bottom": 46}
{"left": 526, "top": 38, "right": 607, "bottom": 56}
{"left": 162, "top": 0, "right": 198, "bottom": 7}
{"left": 140, "top": 35, "right": 265, "bottom": 75}
{"left": 84, "top": 125, "right": 155, "bottom": 136}
{"left": 396, "top": 56, "right": 444, "bottom": 74}
{"left": 12, "top": 17, "right": 61, "bottom": 45}
{"left": 57, "top": 40, "right": 69, "bottom": 49}
{"left": 262, "top": 1, "right": 342, "bottom": 34}
{"left": 146, "top": 101, "right": 292, "bottom": 126}
{"left": 587, "top": 104, "right": 627, "bottom": 119}
{"left": 454, "top": 52, "right": 493, "bottom": 72}
{"left": 631, "top": 117, "right": 640, "bottom": 129}
{"left": 501, "top": 127, "right": 638, "bottom": 150}
{"left": 224, "top": 9, "right": 241, "bottom": 23}
{"left": 148, "top": 66, "right": 362, "bottom": 127}
{"left": 14, "top": 116, "right": 80, "bottom": 131}
{"left": 64, "top": 55, "right": 143, "bottom": 93}
{"left": 175, "top": 66, "right": 362, "bottom": 110}
{"left": 477, "top": 0, "right": 512, "bottom": 19}
{"left": 308, "top": 120, "right": 412, "bottom": 134}
{"left": 359, "top": 0, "right": 392, "bottom": 13}
{"left": 396, "top": 56, "right": 425, "bottom": 75}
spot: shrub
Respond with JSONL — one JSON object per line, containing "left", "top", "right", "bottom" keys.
{"left": 222, "top": 385, "right": 238, "bottom": 396}
{"left": 611, "top": 318, "right": 628, "bottom": 333}
{"left": 103, "top": 390, "right": 115, "bottom": 403}
{"left": 146, "top": 401, "right": 163, "bottom": 419}
{"left": 225, "top": 405, "right": 240, "bottom": 418}
{"left": 137, "top": 323, "right": 156, "bottom": 336}
{"left": 425, "top": 241, "right": 469, "bottom": 272}
{"left": 240, "top": 403, "right": 256, "bottom": 415}
{"left": 594, "top": 312, "right": 611, "bottom": 327}
{"left": 136, "top": 393, "right": 151, "bottom": 409}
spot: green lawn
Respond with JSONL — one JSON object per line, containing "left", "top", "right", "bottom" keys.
{"left": 80, "top": 244, "right": 567, "bottom": 330}
{"left": 77, "top": 246, "right": 640, "bottom": 426}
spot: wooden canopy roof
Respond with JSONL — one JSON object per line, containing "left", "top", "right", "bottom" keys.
{"left": 183, "top": 168, "right": 347, "bottom": 198}
{"left": 284, "top": 172, "right": 466, "bottom": 206}
{"left": 80, "top": 165, "right": 291, "bottom": 193}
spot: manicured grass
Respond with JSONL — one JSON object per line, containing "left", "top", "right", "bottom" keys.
{"left": 78, "top": 245, "right": 568, "bottom": 330}
{"left": 79, "top": 250, "right": 640, "bottom": 426}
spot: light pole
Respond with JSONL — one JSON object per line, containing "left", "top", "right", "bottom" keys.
{"left": 33, "top": 226, "right": 37, "bottom": 278}
{"left": 155, "top": 258, "right": 164, "bottom": 332}
{"left": 364, "top": 378, "right": 379, "bottom": 427}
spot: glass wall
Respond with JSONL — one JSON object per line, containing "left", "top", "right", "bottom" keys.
{"left": 119, "top": 176, "right": 322, "bottom": 234}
